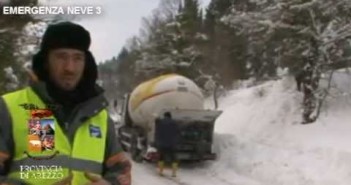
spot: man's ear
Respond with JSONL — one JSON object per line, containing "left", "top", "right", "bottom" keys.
{"left": 32, "top": 50, "right": 50, "bottom": 82}
{"left": 0, "top": 152, "right": 9, "bottom": 165}
{"left": 26, "top": 69, "right": 39, "bottom": 83}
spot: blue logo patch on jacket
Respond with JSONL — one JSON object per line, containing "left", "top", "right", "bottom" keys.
{"left": 89, "top": 124, "right": 101, "bottom": 138}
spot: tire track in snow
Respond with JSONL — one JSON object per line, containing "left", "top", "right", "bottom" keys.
{"left": 131, "top": 133, "right": 262, "bottom": 185}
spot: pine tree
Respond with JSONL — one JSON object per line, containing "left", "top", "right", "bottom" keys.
{"left": 201, "top": 0, "right": 247, "bottom": 86}
{"left": 179, "top": 0, "right": 202, "bottom": 36}
{"left": 0, "top": 0, "right": 39, "bottom": 94}
{"left": 222, "top": 0, "right": 351, "bottom": 123}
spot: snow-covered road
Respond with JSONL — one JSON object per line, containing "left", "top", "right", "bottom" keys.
{"left": 132, "top": 73, "right": 351, "bottom": 185}
{"left": 131, "top": 144, "right": 261, "bottom": 185}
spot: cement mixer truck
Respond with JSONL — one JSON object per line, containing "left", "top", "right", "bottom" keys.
{"left": 117, "top": 74, "right": 222, "bottom": 162}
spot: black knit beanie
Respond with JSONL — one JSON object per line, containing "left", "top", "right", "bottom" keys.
{"left": 32, "top": 22, "right": 99, "bottom": 104}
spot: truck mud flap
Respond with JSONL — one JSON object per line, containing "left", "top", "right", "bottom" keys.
{"left": 130, "top": 132, "right": 143, "bottom": 162}
{"left": 176, "top": 152, "right": 216, "bottom": 161}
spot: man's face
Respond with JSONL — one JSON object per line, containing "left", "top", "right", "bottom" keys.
{"left": 47, "top": 48, "right": 85, "bottom": 91}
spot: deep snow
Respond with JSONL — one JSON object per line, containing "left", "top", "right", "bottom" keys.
{"left": 131, "top": 72, "right": 351, "bottom": 185}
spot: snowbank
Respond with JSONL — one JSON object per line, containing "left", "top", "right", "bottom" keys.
{"left": 132, "top": 72, "right": 351, "bottom": 185}
{"left": 213, "top": 74, "right": 351, "bottom": 185}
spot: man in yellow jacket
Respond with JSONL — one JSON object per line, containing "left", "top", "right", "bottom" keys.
{"left": 0, "top": 22, "right": 131, "bottom": 185}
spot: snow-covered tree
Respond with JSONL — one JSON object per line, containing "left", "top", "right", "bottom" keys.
{"left": 223, "top": 0, "right": 351, "bottom": 76}
{"left": 104, "top": 0, "right": 238, "bottom": 94}
{"left": 222, "top": 0, "right": 351, "bottom": 123}
{"left": 4, "top": 67, "right": 19, "bottom": 92}
{"left": 15, "top": 21, "right": 47, "bottom": 83}
{"left": 0, "top": 0, "right": 41, "bottom": 94}
{"left": 133, "top": 0, "right": 204, "bottom": 82}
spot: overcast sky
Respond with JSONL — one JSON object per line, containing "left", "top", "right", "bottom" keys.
{"left": 42, "top": 0, "right": 210, "bottom": 63}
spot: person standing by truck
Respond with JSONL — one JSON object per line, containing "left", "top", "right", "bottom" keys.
{"left": 155, "top": 112, "right": 179, "bottom": 177}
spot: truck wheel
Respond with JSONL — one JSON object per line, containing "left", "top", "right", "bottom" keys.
{"left": 120, "top": 140, "right": 127, "bottom": 151}
{"left": 131, "top": 133, "right": 143, "bottom": 163}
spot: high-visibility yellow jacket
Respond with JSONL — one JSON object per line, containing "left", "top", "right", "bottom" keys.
{"left": 1, "top": 86, "right": 109, "bottom": 185}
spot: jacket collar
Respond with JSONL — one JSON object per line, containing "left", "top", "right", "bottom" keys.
{"left": 29, "top": 81, "right": 108, "bottom": 118}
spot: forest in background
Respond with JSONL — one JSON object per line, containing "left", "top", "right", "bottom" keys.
{"left": 1, "top": 0, "right": 351, "bottom": 123}
{"left": 98, "top": 0, "right": 351, "bottom": 123}
{"left": 0, "top": 0, "right": 40, "bottom": 94}
{"left": 99, "top": 0, "right": 351, "bottom": 93}
{"left": 0, "top": 0, "right": 73, "bottom": 94}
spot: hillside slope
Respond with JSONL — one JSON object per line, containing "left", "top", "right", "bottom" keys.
{"left": 212, "top": 74, "right": 351, "bottom": 185}
{"left": 132, "top": 72, "right": 351, "bottom": 185}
